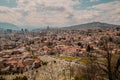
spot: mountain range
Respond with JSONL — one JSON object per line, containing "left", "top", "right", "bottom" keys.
{"left": 0, "top": 22, "right": 19, "bottom": 30}
{"left": 61, "top": 22, "right": 120, "bottom": 30}
{"left": 0, "top": 22, "right": 119, "bottom": 31}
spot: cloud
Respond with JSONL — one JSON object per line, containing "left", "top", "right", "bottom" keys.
{"left": 91, "top": 1, "right": 120, "bottom": 10}
{"left": 0, "top": 6, "right": 22, "bottom": 25}
{"left": 90, "top": 1, "right": 120, "bottom": 24}
{"left": 15, "top": 0, "right": 81, "bottom": 26}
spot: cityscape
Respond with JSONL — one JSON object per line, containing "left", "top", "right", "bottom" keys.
{"left": 0, "top": 0, "right": 120, "bottom": 80}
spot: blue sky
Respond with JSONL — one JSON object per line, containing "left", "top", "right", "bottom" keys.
{"left": 0, "top": 0, "right": 17, "bottom": 8}
{"left": 0, "top": 0, "right": 119, "bottom": 27}
{"left": 74, "top": 0, "right": 115, "bottom": 10}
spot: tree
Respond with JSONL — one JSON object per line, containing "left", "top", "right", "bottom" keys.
{"left": 0, "top": 76, "right": 6, "bottom": 80}
{"left": 98, "top": 37, "right": 120, "bottom": 80}
{"left": 86, "top": 44, "right": 91, "bottom": 52}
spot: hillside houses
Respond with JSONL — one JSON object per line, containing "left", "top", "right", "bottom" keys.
{"left": 0, "top": 27, "right": 119, "bottom": 74}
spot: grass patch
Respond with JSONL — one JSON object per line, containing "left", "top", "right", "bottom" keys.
{"left": 98, "top": 58, "right": 107, "bottom": 63}
{"left": 56, "top": 56, "right": 92, "bottom": 64}
{"left": 112, "top": 54, "right": 119, "bottom": 59}
{"left": 77, "top": 58, "right": 91, "bottom": 64}
{"left": 56, "top": 56, "right": 77, "bottom": 61}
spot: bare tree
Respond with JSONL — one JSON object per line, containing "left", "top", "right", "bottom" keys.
{"left": 98, "top": 37, "right": 120, "bottom": 80}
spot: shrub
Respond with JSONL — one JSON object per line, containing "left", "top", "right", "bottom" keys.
{"left": 0, "top": 77, "right": 6, "bottom": 80}
{"left": 74, "top": 74, "right": 85, "bottom": 80}
{"left": 13, "top": 76, "right": 28, "bottom": 80}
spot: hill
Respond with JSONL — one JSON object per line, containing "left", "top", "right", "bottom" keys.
{"left": 61, "top": 22, "right": 120, "bottom": 30}
{"left": 0, "top": 22, "right": 19, "bottom": 30}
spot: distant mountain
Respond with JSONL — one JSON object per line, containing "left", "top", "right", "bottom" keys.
{"left": 0, "top": 22, "right": 19, "bottom": 30}
{"left": 61, "top": 22, "right": 120, "bottom": 30}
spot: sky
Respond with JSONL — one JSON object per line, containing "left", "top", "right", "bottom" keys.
{"left": 0, "top": 0, "right": 120, "bottom": 27}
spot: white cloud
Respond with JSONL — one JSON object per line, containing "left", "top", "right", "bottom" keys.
{"left": 91, "top": 1, "right": 120, "bottom": 10}
{"left": 90, "top": 1, "right": 120, "bottom": 24}
{"left": 15, "top": 0, "right": 81, "bottom": 26}
{"left": 0, "top": 6, "right": 22, "bottom": 25}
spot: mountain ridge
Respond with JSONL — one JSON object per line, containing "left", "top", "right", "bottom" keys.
{"left": 61, "top": 22, "right": 120, "bottom": 30}
{"left": 0, "top": 22, "right": 119, "bottom": 30}
{"left": 0, "top": 22, "right": 19, "bottom": 30}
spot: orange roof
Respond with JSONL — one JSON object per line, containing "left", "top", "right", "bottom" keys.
{"left": 81, "top": 48, "right": 86, "bottom": 51}
{"left": 34, "top": 59, "right": 40, "bottom": 63}
{"left": 2, "top": 54, "right": 11, "bottom": 58}
{"left": 17, "top": 60, "right": 24, "bottom": 68}
{"left": 22, "top": 52, "right": 31, "bottom": 57}
{"left": 8, "top": 60, "right": 17, "bottom": 65}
